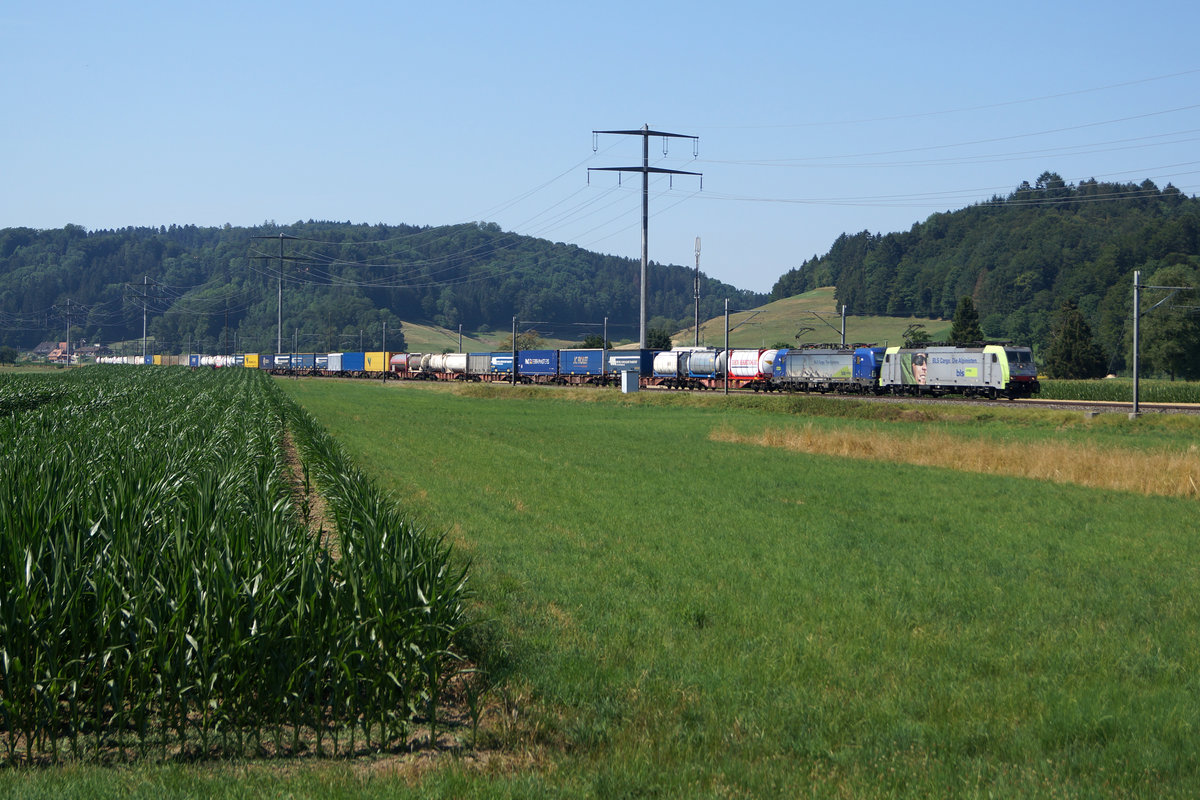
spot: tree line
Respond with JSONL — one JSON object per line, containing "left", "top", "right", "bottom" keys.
{"left": 772, "top": 172, "right": 1200, "bottom": 379}
{"left": 0, "top": 221, "right": 763, "bottom": 355}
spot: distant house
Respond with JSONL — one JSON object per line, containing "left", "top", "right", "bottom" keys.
{"left": 76, "top": 344, "right": 112, "bottom": 358}
{"left": 33, "top": 341, "right": 58, "bottom": 356}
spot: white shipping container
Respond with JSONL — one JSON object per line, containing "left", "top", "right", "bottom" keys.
{"left": 653, "top": 351, "right": 681, "bottom": 377}
{"left": 728, "top": 349, "right": 764, "bottom": 378}
{"left": 758, "top": 349, "right": 779, "bottom": 375}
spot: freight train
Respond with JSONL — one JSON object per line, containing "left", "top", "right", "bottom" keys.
{"left": 102, "top": 343, "right": 1040, "bottom": 398}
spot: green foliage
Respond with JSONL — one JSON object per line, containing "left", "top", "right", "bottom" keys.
{"left": 497, "top": 328, "right": 545, "bottom": 351}
{"left": 0, "top": 367, "right": 467, "bottom": 763}
{"left": 0, "top": 222, "right": 765, "bottom": 354}
{"left": 1039, "top": 377, "right": 1200, "bottom": 403}
{"left": 949, "top": 295, "right": 983, "bottom": 344}
{"left": 577, "top": 333, "right": 612, "bottom": 349}
{"left": 1044, "top": 298, "right": 1108, "bottom": 378}
{"left": 1136, "top": 263, "right": 1200, "bottom": 380}
{"left": 0, "top": 346, "right": 16, "bottom": 364}
{"left": 646, "top": 327, "right": 673, "bottom": 349}
{"left": 769, "top": 176, "right": 1200, "bottom": 368}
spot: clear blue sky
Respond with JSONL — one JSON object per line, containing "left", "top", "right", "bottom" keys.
{"left": 4, "top": 0, "right": 1199, "bottom": 293}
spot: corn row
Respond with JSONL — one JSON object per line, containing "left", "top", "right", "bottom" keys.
{"left": 0, "top": 367, "right": 469, "bottom": 763}
{"left": 1039, "top": 378, "right": 1200, "bottom": 403}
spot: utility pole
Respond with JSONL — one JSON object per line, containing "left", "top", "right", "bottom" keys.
{"left": 251, "top": 233, "right": 302, "bottom": 354}
{"left": 694, "top": 236, "right": 702, "bottom": 346}
{"left": 1132, "top": 271, "right": 1140, "bottom": 417}
{"left": 64, "top": 299, "right": 74, "bottom": 366}
{"left": 1130, "top": 270, "right": 1195, "bottom": 417}
{"left": 723, "top": 299, "right": 730, "bottom": 396}
{"left": 142, "top": 277, "right": 147, "bottom": 358}
{"left": 590, "top": 125, "right": 702, "bottom": 348}
{"left": 126, "top": 276, "right": 157, "bottom": 359}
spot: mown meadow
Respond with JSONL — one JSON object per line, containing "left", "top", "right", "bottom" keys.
{"left": 274, "top": 381, "right": 1200, "bottom": 798}
{"left": 6, "top": 376, "right": 1200, "bottom": 798}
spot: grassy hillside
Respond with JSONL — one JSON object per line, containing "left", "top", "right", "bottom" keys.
{"left": 409, "top": 287, "right": 953, "bottom": 353}
{"left": 675, "top": 286, "right": 951, "bottom": 348}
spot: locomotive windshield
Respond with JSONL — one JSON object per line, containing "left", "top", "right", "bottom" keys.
{"left": 1005, "top": 348, "right": 1033, "bottom": 363}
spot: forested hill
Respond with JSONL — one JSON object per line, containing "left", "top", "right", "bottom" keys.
{"left": 771, "top": 173, "right": 1200, "bottom": 370}
{"left": 0, "top": 221, "right": 764, "bottom": 352}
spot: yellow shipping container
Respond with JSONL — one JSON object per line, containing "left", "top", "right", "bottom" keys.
{"left": 364, "top": 351, "right": 389, "bottom": 372}
{"left": 244, "top": 353, "right": 260, "bottom": 369}
{"left": 153, "top": 355, "right": 163, "bottom": 366}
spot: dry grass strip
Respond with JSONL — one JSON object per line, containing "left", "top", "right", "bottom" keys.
{"left": 711, "top": 424, "right": 1200, "bottom": 500}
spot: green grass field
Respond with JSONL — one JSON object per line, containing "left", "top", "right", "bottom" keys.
{"left": 7, "top": 380, "right": 1199, "bottom": 798}
{"left": 281, "top": 382, "right": 1200, "bottom": 797}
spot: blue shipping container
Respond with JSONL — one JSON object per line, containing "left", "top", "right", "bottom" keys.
{"left": 188, "top": 354, "right": 200, "bottom": 368}
{"left": 605, "top": 349, "right": 654, "bottom": 376}
{"left": 559, "top": 349, "right": 604, "bottom": 376}
{"left": 294, "top": 353, "right": 316, "bottom": 369}
{"left": 234, "top": 354, "right": 245, "bottom": 367}
{"left": 519, "top": 350, "right": 558, "bottom": 376}
{"left": 315, "top": 354, "right": 328, "bottom": 370}
{"left": 341, "top": 352, "right": 366, "bottom": 372}
{"left": 489, "top": 353, "right": 514, "bottom": 374}
{"left": 274, "top": 354, "right": 293, "bottom": 369}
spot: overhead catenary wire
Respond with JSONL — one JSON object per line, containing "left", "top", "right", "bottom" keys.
{"left": 10, "top": 69, "right": 1192, "bottom": 345}
{"left": 214, "top": 73, "right": 1200, "bottom": 293}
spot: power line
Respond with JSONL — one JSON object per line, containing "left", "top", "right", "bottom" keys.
{"left": 590, "top": 125, "right": 702, "bottom": 348}
{"left": 251, "top": 234, "right": 303, "bottom": 353}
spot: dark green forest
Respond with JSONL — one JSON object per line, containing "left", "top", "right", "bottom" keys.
{"left": 0, "top": 221, "right": 762, "bottom": 354}
{"left": 772, "top": 172, "right": 1200, "bottom": 376}
{"left": 6, "top": 172, "right": 1200, "bottom": 377}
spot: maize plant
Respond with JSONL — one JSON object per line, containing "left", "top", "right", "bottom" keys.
{"left": 0, "top": 366, "right": 469, "bottom": 764}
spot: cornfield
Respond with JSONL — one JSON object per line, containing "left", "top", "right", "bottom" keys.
{"left": 0, "top": 367, "right": 468, "bottom": 764}
{"left": 1039, "top": 377, "right": 1200, "bottom": 403}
